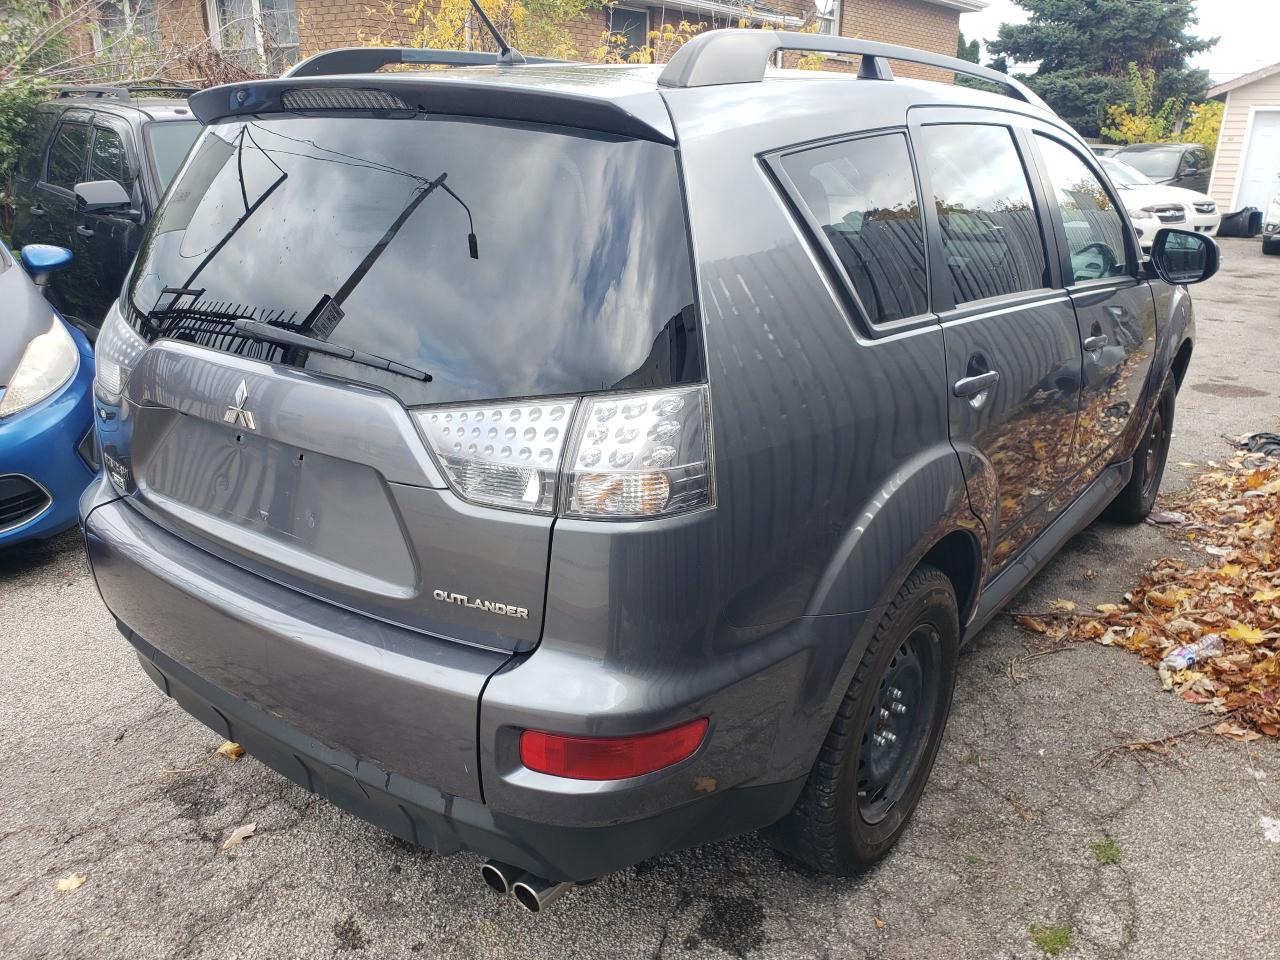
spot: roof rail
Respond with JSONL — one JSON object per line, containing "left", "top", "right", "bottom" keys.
{"left": 284, "top": 46, "right": 568, "bottom": 79}
{"left": 56, "top": 83, "right": 198, "bottom": 102}
{"left": 657, "top": 30, "right": 1049, "bottom": 111}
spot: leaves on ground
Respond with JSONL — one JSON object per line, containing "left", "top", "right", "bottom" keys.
{"left": 219, "top": 822, "right": 257, "bottom": 852}
{"left": 1013, "top": 456, "right": 1280, "bottom": 740}
{"left": 55, "top": 873, "right": 87, "bottom": 892}
{"left": 216, "top": 741, "right": 245, "bottom": 761}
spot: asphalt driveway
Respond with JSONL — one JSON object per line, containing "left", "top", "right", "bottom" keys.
{"left": 2, "top": 238, "right": 1278, "bottom": 960}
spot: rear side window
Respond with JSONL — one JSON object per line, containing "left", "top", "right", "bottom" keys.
{"left": 1035, "top": 135, "right": 1130, "bottom": 283}
{"left": 126, "top": 116, "right": 700, "bottom": 407}
{"left": 45, "top": 121, "right": 91, "bottom": 190}
{"left": 779, "top": 133, "right": 929, "bottom": 325}
{"left": 145, "top": 121, "right": 201, "bottom": 188}
{"left": 89, "top": 125, "right": 136, "bottom": 191}
{"left": 16, "top": 112, "right": 57, "bottom": 182}
{"left": 917, "top": 124, "right": 1049, "bottom": 305}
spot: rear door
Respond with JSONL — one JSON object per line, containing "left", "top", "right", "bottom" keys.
{"left": 34, "top": 110, "right": 93, "bottom": 327}
{"left": 1028, "top": 132, "right": 1156, "bottom": 475}
{"left": 7, "top": 109, "right": 58, "bottom": 246}
{"left": 913, "top": 112, "right": 1084, "bottom": 570}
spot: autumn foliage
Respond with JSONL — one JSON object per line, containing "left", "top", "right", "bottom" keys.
{"left": 1019, "top": 455, "right": 1280, "bottom": 741}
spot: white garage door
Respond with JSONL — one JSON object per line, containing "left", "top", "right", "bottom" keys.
{"left": 1239, "top": 109, "right": 1280, "bottom": 211}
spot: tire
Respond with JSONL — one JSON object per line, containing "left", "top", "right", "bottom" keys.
{"left": 1105, "top": 377, "right": 1176, "bottom": 524}
{"left": 764, "top": 565, "right": 959, "bottom": 875}
{"left": 1263, "top": 235, "right": 1280, "bottom": 256}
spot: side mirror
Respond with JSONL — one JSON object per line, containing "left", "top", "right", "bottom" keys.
{"left": 74, "top": 179, "right": 138, "bottom": 219}
{"left": 19, "top": 244, "right": 73, "bottom": 285}
{"left": 1149, "top": 228, "right": 1219, "bottom": 285}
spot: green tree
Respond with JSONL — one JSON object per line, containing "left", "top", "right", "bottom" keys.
{"left": 956, "top": 30, "right": 979, "bottom": 64}
{"left": 987, "top": 0, "right": 1216, "bottom": 137}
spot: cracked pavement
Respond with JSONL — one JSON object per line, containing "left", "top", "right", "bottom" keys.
{"left": 2, "top": 239, "right": 1278, "bottom": 959}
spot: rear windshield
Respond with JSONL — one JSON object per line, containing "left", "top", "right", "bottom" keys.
{"left": 144, "top": 120, "right": 201, "bottom": 188}
{"left": 1117, "top": 149, "right": 1180, "bottom": 179}
{"left": 125, "top": 114, "right": 700, "bottom": 407}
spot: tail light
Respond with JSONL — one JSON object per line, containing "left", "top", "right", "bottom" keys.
{"left": 94, "top": 300, "right": 147, "bottom": 404}
{"left": 414, "top": 385, "right": 712, "bottom": 520}
{"left": 519, "top": 718, "right": 709, "bottom": 780}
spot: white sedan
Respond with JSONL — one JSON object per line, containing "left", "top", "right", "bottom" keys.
{"left": 1100, "top": 156, "right": 1221, "bottom": 251}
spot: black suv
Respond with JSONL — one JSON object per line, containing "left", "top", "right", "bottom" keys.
{"left": 1113, "top": 142, "right": 1213, "bottom": 194}
{"left": 80, "top": 33, "right": 1219, "bottom": 910}
{"left": 8, "top": 85, "right": 201, "bottom": 339}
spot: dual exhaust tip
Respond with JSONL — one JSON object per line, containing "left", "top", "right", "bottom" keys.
{"left": 481, "top": 860, "right": 576, "bottom": 913}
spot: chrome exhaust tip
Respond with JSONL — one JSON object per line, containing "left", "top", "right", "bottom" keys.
{"left": 480, "top": 860, "right": 527, "bottom": 895}
{"left": 511, "top": 875, "right": 574, "bottom": 913}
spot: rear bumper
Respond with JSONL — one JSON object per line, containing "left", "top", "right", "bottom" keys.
{"left": 123, "top": 626, "right": 803, "bottom": 881}
{"left": 80, "top": 484, "right": 812, "bottom": 880}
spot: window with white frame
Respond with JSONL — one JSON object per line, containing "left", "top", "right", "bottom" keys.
{"left": 206, "top": 0, "right": 299, "bottom": 73}
{"left": 814, "top": 0, "right": 839, "bottom": 35}
{"left": 94, "top": 0, "right": 159, "bottom": 52}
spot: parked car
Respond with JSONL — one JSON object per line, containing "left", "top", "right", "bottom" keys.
{"left": 1100, "top": 156, "right": 1221, "bottom": 249}
{"left": 1091, "top": 144, "right": 1121, "bottom": 157}
{"left": 1112, "top": 142, "right": 1212, "bottom": 194}
{"left": 8, "top": 85, "right": 202, "bottom": 340}
{"left": 1, "top": 242, "right": 97, "bottom": 546}
{"left": 1264, "top": 192, "right": 1280, "bottom": 255}
{"left": 78, "top": 32, "right": 1218, "bottom": 910}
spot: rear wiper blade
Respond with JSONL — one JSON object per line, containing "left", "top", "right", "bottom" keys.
{"left": 232, "top": 318, "right": 432, "bottom": 382}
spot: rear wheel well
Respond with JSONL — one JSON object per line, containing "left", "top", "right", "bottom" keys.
{"left": 919, "top": 531, "right": 981, "bottom": 627}
{"left": 1171, "top": 339, "right": 1193, "bottom": 391}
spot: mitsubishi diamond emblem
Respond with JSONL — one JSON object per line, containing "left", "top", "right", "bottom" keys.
{"left": 224, "top": 379, "right": 256, "bottom": 430}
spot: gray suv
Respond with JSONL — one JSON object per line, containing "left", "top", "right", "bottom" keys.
{"left": 80, "top": 31, "right": 1218, "bottom": 911}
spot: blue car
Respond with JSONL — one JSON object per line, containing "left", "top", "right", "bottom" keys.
{"left": 0, "top": 242, "right": 97, "bottom": 546}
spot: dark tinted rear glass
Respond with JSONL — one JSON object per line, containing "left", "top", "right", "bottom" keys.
{"left": 17, "top": 111, "right": 57, "bottom": 182}
{"left": 125, "top": 115, "right": 700, "bottom": 407}
{"left": 918, "top": 124, "right": 1049, "bottom": 305}
{"left": 780, "top": 132, "right": 928, "bottom": 325}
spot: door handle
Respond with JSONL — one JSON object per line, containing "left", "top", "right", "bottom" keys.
{"left": 76, "top": 225, "right": 95, "bottom": 238}
{"left": 953, "top": 370, "right": 1000, "bottom": 398}
{"left": 30, "top": 205, "right": 45, "bottom": 217}
{"left": 1084, "top": 335, "right": 1108, "bottom": 352}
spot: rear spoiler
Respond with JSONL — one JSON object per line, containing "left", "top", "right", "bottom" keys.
{"left": 186, "top": 74, "right": 675, "bottom": 144}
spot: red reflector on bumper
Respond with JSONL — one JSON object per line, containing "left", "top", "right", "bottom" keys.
{"left": 518, "top": 718, "right": 709, "bottom": 781}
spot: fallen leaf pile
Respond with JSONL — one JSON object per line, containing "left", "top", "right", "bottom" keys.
{"left": 1016, "top": 455, "right": 1280, "bottom": 740}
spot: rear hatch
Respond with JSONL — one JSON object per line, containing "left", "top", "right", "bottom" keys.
{"left": 110, "top": 103, "right": 701, "bottom": 654}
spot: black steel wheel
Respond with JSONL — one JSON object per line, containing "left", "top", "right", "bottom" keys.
{"left": 765, "top": 565, "right": 959, "bottom": 875}
{"left": 1106, "top": 377, "right": 1176, "bottom": 524}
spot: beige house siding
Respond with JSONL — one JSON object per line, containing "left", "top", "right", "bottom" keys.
{"left": 1209, "top": 70, "right": 1280, "bottom": 210}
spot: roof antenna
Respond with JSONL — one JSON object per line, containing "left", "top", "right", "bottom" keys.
{"left": 468, "top": 0, "right": 525, "bottom": 65}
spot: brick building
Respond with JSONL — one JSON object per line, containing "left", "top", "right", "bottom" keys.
{"left": 100, "top": 0, "right": 984, "bottom": 79}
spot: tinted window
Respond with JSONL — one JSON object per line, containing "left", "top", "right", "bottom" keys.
{"left": 45, "top": 121, "right": 90, "bottom": 190}
{"left": 781, "top": 133, "right": 928, "bottom": 324}
{"left": 126, "top": 116, "right": 700, "bottom": 408}
{"left": 918, "top": 124, "right": 1048, "bottom": 305}
{"left": 145, "top": 121, "right": 201, "bottom": 188}
{"left": 17, "top": 112, "right": 57, "bottom": 182}
{"left": 1119, "top": 149, "right": 1179, "bottom": 179}
{"left": 89, "top": 125, "right": 135, "bottom": 190}
{"left": 1036, "top": 136, "right": 1130, "bottom": 283}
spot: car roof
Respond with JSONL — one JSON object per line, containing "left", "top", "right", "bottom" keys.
{"left": 189, "top": 59, "right": 1070, "bottom": 148}
{"left": 1117, "top": 143, "right": 1189, "bottom": 153}
{"left": 40, "top": 91, "right": 195, "bottom": 123}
